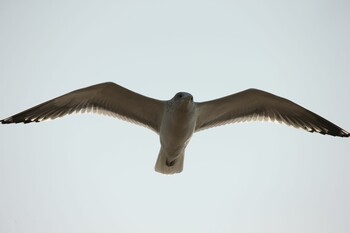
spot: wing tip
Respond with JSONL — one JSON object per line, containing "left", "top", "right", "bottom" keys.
{"left": 1, "top": 116, "right": 40, "bottom": 124}
{"left": 1, "top": 117, "right": 14, "bottom": 124}
{"left": 322, "top": 128, "right": 350, "bottom": 137}
{"left": 339, "top": 129, "right": 350, "bottom": 137}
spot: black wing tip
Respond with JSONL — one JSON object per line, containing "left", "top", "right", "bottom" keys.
{"left": 1, "top": 117, "right": 14, "bottom": 124}
{"left": 1, "top": 117, "right": 40, "bottom": 124}
{"left": 300, "top": 127, "right": 349, "bottom": 137}
{"left": 324, "top": 129, "right": 350, "bottom": 138}
{"left": 338, "top": 130, "right": 350, "bottom": 138}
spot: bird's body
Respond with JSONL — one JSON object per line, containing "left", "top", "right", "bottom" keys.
{"left": 1, "top": 82, "right": 349, "bottom": 174}
{"left": 157, "top": 92, "right": 196, "bottom": 173}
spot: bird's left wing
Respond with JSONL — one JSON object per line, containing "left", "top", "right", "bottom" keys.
{"left": 1, "top": 82, "right": 166, "bottom": 133}
{"left": 195, "top": 88, "right": 349, "bottom": 137}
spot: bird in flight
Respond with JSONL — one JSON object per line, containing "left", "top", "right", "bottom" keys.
{"left": 1, "top": 82, "right": 349, "bottom": 174}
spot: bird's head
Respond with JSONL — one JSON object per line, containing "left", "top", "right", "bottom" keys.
{"left": 171, "top": 92, "right": 194, "bottom": 111}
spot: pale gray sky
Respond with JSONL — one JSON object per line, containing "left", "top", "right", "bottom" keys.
{"left": 0, "top": 0, "right": 349, "bottom": 232}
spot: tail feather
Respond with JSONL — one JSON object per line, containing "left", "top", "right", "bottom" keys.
{"left": 154, "top": 149, "right": 184, "bottom": 175}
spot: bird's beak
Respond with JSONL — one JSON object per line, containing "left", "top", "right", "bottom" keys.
{"left": 184, "top": 96, "right": 193, "bottom": 102}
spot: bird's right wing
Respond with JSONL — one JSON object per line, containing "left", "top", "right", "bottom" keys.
{"left": 195, "top": 88, "right": 349, "bottom": 137}
{"left": 1, "top": 82, "right": 166, "bottom": 133}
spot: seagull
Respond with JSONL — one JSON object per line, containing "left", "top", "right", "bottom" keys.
{"left": 1, "top": 82, "right": 349, "bottom": 174}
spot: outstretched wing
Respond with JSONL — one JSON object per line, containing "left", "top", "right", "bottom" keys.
{"left": 1, "top": 82, "right": 165, "bottom": 133}
{"left": 195, "top": 88, "right": 349, "bottom": 137}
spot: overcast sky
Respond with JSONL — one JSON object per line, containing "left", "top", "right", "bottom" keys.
{"left": 0, "top": 0, "right": 349, "bottom": 233}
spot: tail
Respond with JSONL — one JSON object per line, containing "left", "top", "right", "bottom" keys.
{"left": 154, "top": 149, "right": 184, "bottom": 175}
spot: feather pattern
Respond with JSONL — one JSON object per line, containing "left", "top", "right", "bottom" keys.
{"left": 1, "top": 82, "right": 166, "bottom": 133}
{"left": 195, "top": 88, "right": 349, "bottom": 137}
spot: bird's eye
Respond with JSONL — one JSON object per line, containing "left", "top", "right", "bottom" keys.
{"left": 178, "top": 94, "right": 183, "bottom": 98}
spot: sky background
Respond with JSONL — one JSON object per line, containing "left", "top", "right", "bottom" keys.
{"left": 0, "top": 0, "right": 349, "bottom": 232}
